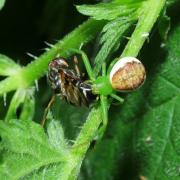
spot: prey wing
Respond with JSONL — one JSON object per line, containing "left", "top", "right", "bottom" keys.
{"left": 59, "top": 69, "right": 89, "bottom": 106}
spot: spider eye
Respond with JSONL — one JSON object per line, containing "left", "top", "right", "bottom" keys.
{"left": 109, "top": 57, "right": 146, "bottom": 91}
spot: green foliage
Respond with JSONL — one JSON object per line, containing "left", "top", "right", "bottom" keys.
{"left": 19, "top": 89, "right": 35, "bottom": 122}
{"left": 0, "top": 119, "right": 66, "bottom": 179}
{"left": 93, "top": 19, "right": 132, "bottom": 75}
{"left": 0, "top": 0, "right": 5, "bottom": 10}
{"left": 5, "top": 88, "right": 35, "bottom": 122}
{"left": 0, "top": 0, "right": 179, "bottom": 180}
{"left": 83, "top": 24, "right": 180, "bottom": 180}
{"left": 77, "top": 1, "right": 144, "bottom": 75}
{"left": 0, "top": 19, "right": 105, "bottom": 95}
{"left": 0, "top": 106, "right": 102, "bottom": 179}
{"left": 76, "top": 2, "right": 140, "bottom": 20}
{"left": 0, "top": 54, "right": 20, "bottom": 76}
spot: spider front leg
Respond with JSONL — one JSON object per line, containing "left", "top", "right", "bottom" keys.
{"left": 71, "top": 49, "right": 109, "bottom": 135}
{"left": 70, "top": 49, "right": 95, "bottom": 81}
{"left": 110, "top": 93, "right": 124, "bottom": 103}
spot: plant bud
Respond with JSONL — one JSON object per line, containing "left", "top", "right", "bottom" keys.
{"left": 110, "top": 57, "right": 146, "bottom": 91}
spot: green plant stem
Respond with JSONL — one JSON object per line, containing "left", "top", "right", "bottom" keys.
{"left": 0, "top": 19, "right": 106, "bottom": 96}
{"left": 122, "top": 0, "right": 166, "bottom": 57}
{"left": 67, "top": 0, "right": 166, "bottom": 179}
{"left": 1, "top": 0, "right": 166, "bottom": 179}
{"left": 61, "top": 106, "right": 102, "bottom": 179}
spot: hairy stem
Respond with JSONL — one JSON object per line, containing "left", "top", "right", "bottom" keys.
{"left": 69, "top": 0, "right": 166, "bottom": 179}
{"left": 122, "top": 0, "right": 166, "bottom": 57}
{"left": 61, "top": 106, "right": 102, "bottom": 179}
{"left": 0, "top": 19, "right": 106, "bottom": 96}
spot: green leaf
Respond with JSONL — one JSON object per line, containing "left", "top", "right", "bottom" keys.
{"left": 158, "top": 8, "right": 171, "bottom": 41}
{"left": 19, "top": 88, "right": 35, "bottom": 121}
{"left": 82, "top": 24, "right": 180, "bottom": 179}
{"left": 5, "top": 88, "right": 35, "bottom": 122}
{"left": 76, "top": 2, "right": 140, "bottom": 20}
{"left": 51, "top": 99, "right": 90, "bottom": 140}
{"left": 47, "top": 115, "right": 69, "bottom": 153}
{"left": 77, "top": 1, "right": 144, "bottom": 75}
{"left": 0, "top": 119, "right": 68, "bottom": 179}
{"left": 60, "top": 106, "right": 103, "bottom": 180}
{"left": 0, "top": 0, "right": 5, "bottom": 10}
{"left": 0, "top": 54, "right": 20, "bottom": 76}
{"left": 5, "top": 89, "right": 27, "bottom": 121}
{"left": 93, "top": 18, "right": 132, "bottom": 75}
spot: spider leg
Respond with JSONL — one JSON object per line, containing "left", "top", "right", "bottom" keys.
{"left": 96, "top": 63, "right": 109, "bottom": 138}
{"left": 97, "top": 94, "right": 108, "bottom": 139}
{"left": 110, "top": 93, "right": 124, "bottom": 103}
{"left": 70, "top": 49, "right": 95, "bottom": 81}
{"left": 41, "top": 95, "right": 56, "bottom": 127}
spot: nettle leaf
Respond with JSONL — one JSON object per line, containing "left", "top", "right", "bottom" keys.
{"left": 0, "top": 54, "right": 20, "bottom": 76}
{"left": 0, "top": 119, "right": 69, "bottom": 179}
{"left": 76, "top": 2, "right": 140, "bottom": 20}
{"left": 5, "top": 88, "right": 35, "bottom": 122}
{"left": 82, "top": 24, "right": 180, "bottom": 180}
{"left": 20, "top": 88, "right": 35, "bottom": 121}
{"left": 47, "top": 117, "right": 69, "bottom": 153}
{"left": 93, "top": 18, "right": 132, "bottom": 75}
{"left": 127, "top": 25, "right": 180, "bottom": 179}
{"left": 158, "top": 7, "right": 170, "bottom": 41}
{"left": 77, "top": 1, "right": 143, "bottom": 75}
{"left": 0, "top": 0, "right": 5, "bottom": 10}
{"left": 5, "top": 89, "right": 27, "bottom": 121}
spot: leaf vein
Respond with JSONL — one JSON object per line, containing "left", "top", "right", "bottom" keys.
{"left": 159, "top": 75, "right": 180, "bottom": 92}
{"left": 154, "top": 100, "right": 176, "bottom": 178}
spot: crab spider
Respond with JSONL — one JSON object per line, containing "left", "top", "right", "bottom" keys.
{"left": 68, "top": 49, "right": 146, "bottom": 137}
{"left": 42, "top": 49, "right": 146, "bottom": 138}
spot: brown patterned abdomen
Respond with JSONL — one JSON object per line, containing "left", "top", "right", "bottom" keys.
{"left": 111, "top": 62, "right": 146, "bottom": 91}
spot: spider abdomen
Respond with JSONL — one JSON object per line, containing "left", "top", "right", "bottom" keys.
{"left": 110, "top": 57, "right": 146, "bottom": 91}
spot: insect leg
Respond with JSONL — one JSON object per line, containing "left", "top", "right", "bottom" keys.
{"left": 70, "top": 49, "right": 95, "bottom": 81}
{"left": 41, "top": 95, "right": 56, "bottom": 127}
{"left": 73, "top": 56, "right": 81, "bottom": 77}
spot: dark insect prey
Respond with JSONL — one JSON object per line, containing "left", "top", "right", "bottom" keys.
{"left": 48, "top": 57, "right": 96, "bottom": 106}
